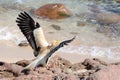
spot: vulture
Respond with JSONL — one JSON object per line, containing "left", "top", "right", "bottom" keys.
{"left": 16, "top": 12, "right": 75, "bottom": 72}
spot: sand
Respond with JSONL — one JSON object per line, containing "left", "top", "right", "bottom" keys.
{"left": 0, "top": 41, "right": 119, "bottom": 65}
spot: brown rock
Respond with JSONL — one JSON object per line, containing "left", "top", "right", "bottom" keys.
{"left": 0, "top": 71, "right": 14, "bottom": 79}
{"left": 65, "top": 74, "right": 79, "bottom": 80}
{"left": 50, "top": 24, "right": 61, "bottom": 30}
{"left": 47, "top": 55, "right": 72, "bottom": 69}
{"left": 49, "top": 68, "right": 62, "bottom": 74}
{"left": 16, "top": 59, "right": 33, "bottom": 67}
{"left": 87, "top": 65, "right": 120, "bottom": 80}
{"left": 54, "top": 73, "right": 67, "bottom": 80}
{"left": 14, "top": 75, "right": 38, "bottom": 80}
{"left": 18, "top": 40, "right": 29, "bottom": 47}
{"left": 116, "top": 0, "right": 120, "bottom": 3}
{"left": 38, "top": 74, "right": 53, "bottom": 80}
{"left": 93, "top": 58, "right": 108, "bottom": 66}
{"left": 82, "top": 59, "right": 101, "bottom": 70}
{"left": 4, "top": 63, "right": 23, "bottom": 76}
{"left": 0, "top": 78, "right": 14, "bottom": 80}
{"left": 1, "top": 56, "right": 120, "bottom": 80}
{"left": 34, "top": 67, "right": 53, "bottom": 75}
{"left": 70, "top": 63, "right": 85, "bottom": 71}
{"left": 34, "top": 3, "right": 71, "bottom": 19}
{"left": 88, "top": 12, "right": 120, "bottom": 25}
{"left": 15, "top": 74, "right": 53, "bottom": 80}
{"left": 96, "top": 13, "right": 120, "bottom": 25}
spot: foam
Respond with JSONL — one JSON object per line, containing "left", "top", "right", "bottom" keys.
{"left": 60, "top": 45, "right": 120, "bottom": 60}
{"left": 0, "top": 27, "right": 26, "bottom": 45}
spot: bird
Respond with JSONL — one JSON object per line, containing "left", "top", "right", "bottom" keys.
{"left": 16, "top": 11, "right": 75, "bottom": 72}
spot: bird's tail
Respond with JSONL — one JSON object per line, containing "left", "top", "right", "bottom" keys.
{"left": 34, "top": 51, "right": 39, "bottom": 57}
{"left": 34, "top": 47, "right": 40, "bottom": 57}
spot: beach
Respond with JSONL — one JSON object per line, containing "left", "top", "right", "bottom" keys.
{"left": 0, "top": 0, "right": 120, "bottom": 79}
{"left": 0, "top": 0, "right": 120, "bottom": 64}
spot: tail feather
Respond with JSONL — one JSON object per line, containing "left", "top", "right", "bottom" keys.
{"left": 34, "top": 47, "right": 40, "bottom": 57}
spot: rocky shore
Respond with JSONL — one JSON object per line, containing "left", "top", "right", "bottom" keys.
{"left": 0, "top": 1, "right": 120, "bottom": 80}
{"left": 0, "top": 55, "right": 119, "bottom": 80}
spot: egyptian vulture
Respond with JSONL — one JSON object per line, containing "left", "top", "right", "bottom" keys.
{"left": 16, "top": 12, "right": 75, "bottom": 71}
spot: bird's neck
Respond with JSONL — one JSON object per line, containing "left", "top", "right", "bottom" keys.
{"left": 47, "top": 42, "right": 56, "bottom": 49}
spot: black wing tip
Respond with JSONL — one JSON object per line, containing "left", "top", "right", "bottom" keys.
{"left": 36, "top": 22, "right": 40, "bottom": 28}
{"left": 68, "top": 36, "right": 76, "bottom": 42}
{"left": 16, "top": 11, "right": 32, "bottom": 25}
{"left": 20, "top": 11, "right": 28, "bottom": 15}
{"left": 16, "top": 12, "right": 27, "bottom": 21}
{"left": 17, "top": 11, "right": 29, "bottom": 18}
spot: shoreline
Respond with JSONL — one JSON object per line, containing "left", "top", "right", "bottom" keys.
{"left": 0, "top": 42, "right": 119, "bottom": 64}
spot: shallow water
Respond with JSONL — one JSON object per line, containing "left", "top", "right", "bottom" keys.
{"left": 0, "top": 0, "right": 120, "bottom": 61}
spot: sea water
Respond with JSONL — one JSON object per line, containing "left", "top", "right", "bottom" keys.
{"left": 0, "top": 0, "right": 120, "bottom": 61}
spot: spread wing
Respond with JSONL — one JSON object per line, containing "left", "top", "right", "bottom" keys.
{"left": 16, "top": 12, "right": 40, "bottom": 56}
{"left": 47, "top": 36, "right": 75, "bottom": 58}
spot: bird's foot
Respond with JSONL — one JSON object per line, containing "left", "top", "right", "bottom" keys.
{"left": 21, "top": 68, "right": 31, "bottom": 75}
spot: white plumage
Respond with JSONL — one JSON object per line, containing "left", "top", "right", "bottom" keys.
{"left": 34, "top": 27, "right": 49, "bottom": 47}
{"left": 16, "top": 12, "right": 75, "bottom": 73}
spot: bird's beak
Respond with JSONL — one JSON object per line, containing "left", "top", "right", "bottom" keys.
{"left": 53, "top": 40, "right": 60, "bottom": 46}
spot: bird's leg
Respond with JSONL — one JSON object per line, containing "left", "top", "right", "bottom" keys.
{"left": 21, "top": 54, "right": 47, "bottom": 74}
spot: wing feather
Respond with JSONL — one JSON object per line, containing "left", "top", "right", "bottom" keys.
{"left": 47, "top": 36, "right": 75, "bottom": 57}
{"left": 16, "top": 12, "right": 40, "bottom": 57}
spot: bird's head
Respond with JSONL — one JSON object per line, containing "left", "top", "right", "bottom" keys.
{"left": 52, "top": 40, "right": 60, "bottom": 47}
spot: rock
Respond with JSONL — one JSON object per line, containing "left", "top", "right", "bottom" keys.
{"left": 0, "top": 71, "right": 14, "bottom": 79}
{"left": 69, "top": 63, "right": 85, "bottom": 71}
{"left": 111, "top": 62, "right": 120, "bottom": 65}
{"left": 3, "top": 63, "right": 23, "bottom": 76}
{"left": 49, "top": 68, "right": 62, "bottom": 74}
{"left": 96, "top": 25, "right": 120, "bottom": 37}
{"left": 93, "top": 58, "right": 108, "bottom": 66}
{"left": 54, "top": 73, "right": 79, "bottom": 80}
{"left": 16, "top": 59, "right": 33, "bottom": 67}
{"left": 73, "top": 69, "right": 87, "bottom": 74}
{"left": 50, "top": 24, "right": 61, "bottom": 30}
{"left": 87, "top": 65, "right": 120, "bottom": 80}
{"left": 15, "top": 70, "right": 53, "bottom": 80}
{"left": 14, "top": 75, "right": 38, "bottom": 80}
{"left": 103, "top": 4, "right": 120, "bottom": 14}
{"left": 65, "top": 74, "right": 79, "bottom": 80}
{"left": 1, "top": 56, "right": 120, "bottom": 80}
{"left": 54, "top": 73, "right": 67, "bottom": 80}
{"left": 47, "top": 55, "right": 72, "bottom": 69}
{"left": 63, "top": 68, "right": 73, "bottom": 74}
{"left": 34, "top": 67, "right": 53, "bottom": 75}
{"left": 87, "top": 5, "right": 120, "bottom": 37}
{"left": 77, "top": 21, "right": 86, "bottom": 27}
{"left": 34, "top": 3, "right": 71, "bottom": 19}
{"left": 87, "top": 12, "right": 120, "bottom": 25}
{"left": 18, "top": 40, "right": 29, "bottom": 47}
{"left": 97, "top": 13, "right": 120, "bottom": 25}
{"left": 82, "top": 59, "right": 101, "bottom": 70}
{"left": 70, "top": 32, "right": 79, "bottom": 35}
{"left": 0, "top": 78, "right": 14, "bottom": 80}
{"left": 116, "top": 0, "right": 120, "bottom": 3}
{"left": 38, "top": 74, "right": 53, "bottom": 80}
{"left": 96, "top": 26, "right": 112, "bottom": 35}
